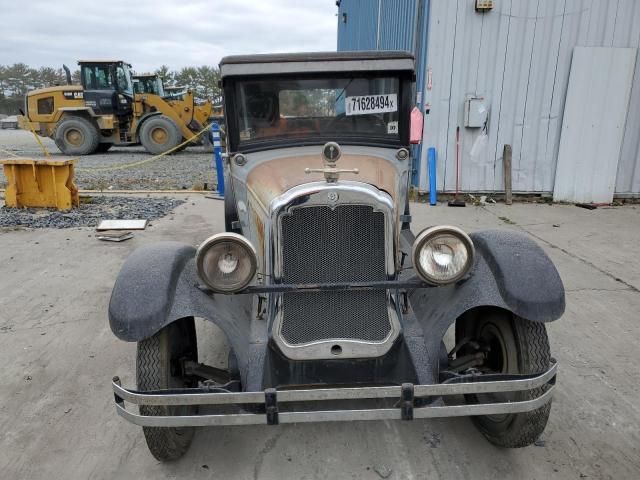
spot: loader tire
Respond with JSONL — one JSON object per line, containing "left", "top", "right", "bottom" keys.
{"left": 140, "top": 115, "right": 182, "bottom": 155}
{"left": 136, "top": 317, "right": 198, "bottom": 461}
{"left": 54, "top": 116, "right": 99, "bottom": 155}
{"left": 455, "top": 310, "right": 552, "bottom": 448}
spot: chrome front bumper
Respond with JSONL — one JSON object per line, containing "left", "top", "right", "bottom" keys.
{"left": 112, "top": 361, "right": 557, "bottom": 427}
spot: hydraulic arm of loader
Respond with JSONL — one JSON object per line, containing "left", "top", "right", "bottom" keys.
{"left": 132, "top": 93, "right": 201, "bottom": 139}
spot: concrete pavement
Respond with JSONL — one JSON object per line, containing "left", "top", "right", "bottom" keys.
{"left": 0, "top": 196, "right": 638, "bottom": 479}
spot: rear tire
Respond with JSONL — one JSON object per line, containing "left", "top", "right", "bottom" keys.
{"left": 139, "top": 115, "right": 182, "bottom": 155}
{"left": 54, "top": 116, "right": 99, "bottom": 155}
{"left": 137, "top": 317, "right": 198, "bottom": 461}
{"left": 455, "top": 310, "right": 552, "bottom": 448}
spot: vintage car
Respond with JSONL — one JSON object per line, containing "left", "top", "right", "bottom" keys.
{"left": 109, "top": 51, "right": 564, "bottom": 460}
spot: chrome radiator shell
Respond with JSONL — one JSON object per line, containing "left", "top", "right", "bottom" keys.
{"left": 270, "top": 182, "right": 400, "bottom": 360}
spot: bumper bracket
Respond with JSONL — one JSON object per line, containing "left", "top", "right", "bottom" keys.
{"left": 265, "top": 388, "right": 279, "bottom": 425}
{"left": 401, "top": 383, "right": 414, "bottom": 420}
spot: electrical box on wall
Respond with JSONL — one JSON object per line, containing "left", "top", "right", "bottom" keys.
{"left": 464, "top": 96, "right": 488, "bottom": 128}
{"left": 475, "top": 0, "right": 494, "bottom": 12}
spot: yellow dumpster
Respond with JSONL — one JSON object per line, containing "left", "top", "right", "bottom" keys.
{"left": 1, "top": 158, "right": 79, "bottom": 210}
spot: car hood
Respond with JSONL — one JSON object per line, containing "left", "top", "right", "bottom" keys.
{"left": 243, "top": 149, "right": 405, "bottom": 212}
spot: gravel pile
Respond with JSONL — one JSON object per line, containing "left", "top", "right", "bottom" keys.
{"left": 0, "top": 130, "right": 217, "bottom": 191}
{"left": 0, "top": 196, "right": 185, "bottom": 229}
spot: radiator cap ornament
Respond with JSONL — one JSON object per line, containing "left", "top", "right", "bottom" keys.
{"left": 322, "top": 142, "right": 341, "bottom": 162}
{"left": 305, "top": 142, "right": 359, "bottom": 183}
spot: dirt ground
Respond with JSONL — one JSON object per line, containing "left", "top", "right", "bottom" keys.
{"left": 0, "top": 195, "right": 639, "bottom": 480}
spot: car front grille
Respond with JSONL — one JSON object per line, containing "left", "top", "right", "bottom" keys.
{"left": 279, "top": 204, "right": 391, "bottom": 345}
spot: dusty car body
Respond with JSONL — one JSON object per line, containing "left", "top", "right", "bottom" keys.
{"left": 109, "top": 51, "right": 564, "bottom": 460}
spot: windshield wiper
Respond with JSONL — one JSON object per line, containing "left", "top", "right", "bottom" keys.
{"left": 335, "top": 78, "right": 355, "bottom": 103}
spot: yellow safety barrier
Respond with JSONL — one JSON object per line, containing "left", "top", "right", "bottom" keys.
{"left": 1, "top": 158, "right": 79, "bottom": 210}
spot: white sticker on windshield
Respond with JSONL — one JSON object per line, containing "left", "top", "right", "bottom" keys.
{"left": 345, "top": 94, "right": 398, "bottom": 116}
{"left": 387, "top": 121, "right": 398, "bottom": 134}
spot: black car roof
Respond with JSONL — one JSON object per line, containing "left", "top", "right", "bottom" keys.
{"left": 219, "top": 51, "right": 414, "bottom": 77}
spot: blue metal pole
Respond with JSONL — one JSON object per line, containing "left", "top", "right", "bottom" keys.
{"left": 211, "top": 122, "right": 224, "bottom": 197}
{"left": 428, "top": 147, "right": 437, "bottom": 205}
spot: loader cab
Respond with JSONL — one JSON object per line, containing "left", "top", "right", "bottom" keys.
{"left": 79, "top": 60, "right": 133, "bottom": 116}
{"left": 164, "top": 85, "right": 188, "bottom": 101}
{"left": 133, "top": 74, "right": 165, "bottom": 97}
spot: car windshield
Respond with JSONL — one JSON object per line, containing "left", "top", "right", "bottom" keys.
{"left": 234, "top": 75, "right": 402, "bottom": 148}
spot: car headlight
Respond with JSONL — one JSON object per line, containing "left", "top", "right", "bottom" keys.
{"left": 412, "top": 226, "right": 475, "bottom": 285}
{"left": 196, "top": 233, "right": 257, "bottom": 293}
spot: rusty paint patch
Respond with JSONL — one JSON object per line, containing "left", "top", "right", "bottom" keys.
{"left": 253, "top": 210, "right": 265, "bottom": 249}
{"left": 246, "top": 154, "right": 399, "bottom": 210}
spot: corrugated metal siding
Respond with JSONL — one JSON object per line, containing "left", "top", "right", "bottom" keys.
{"left": 419, "top": 0, "right": 640, "bottom": 194}
{"left": 378, "top": 0, "right": 419, "bottom": 51}
{"left": 614, "top": 2, "right": 640, "bottom": 194}
{"left": 337, "top": 0, "right": 379, "bottom": 51}
{"left": 338, "top": 0, "right": 420, "bottom": 52}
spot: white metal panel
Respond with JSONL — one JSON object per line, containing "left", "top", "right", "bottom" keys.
{"left": 522, "top": 0, "right": 567, "bottom": 193}
{"left": 553, "top": 47, "right": 636, "bottom": 203}
{"left": 419, "top": 0, "right": 458, "bottom": 191}
{"left": 614, "top": 0, "right": 640, "bottom": 193}
{"left": 419, "top": 0, "right": 640, "bottom": 194}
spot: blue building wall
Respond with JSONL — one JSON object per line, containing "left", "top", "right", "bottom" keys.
{"left": 337, "top": 0, "right": 422, "bottom": 52}
{"left": 336, "top": 0, "right": 379, "bottom": 50}
{"left": 337, "top": 0, "right": 429, "bottom": 186}
{"left": 378, "top": 0, "right": 419, "bottom": 51}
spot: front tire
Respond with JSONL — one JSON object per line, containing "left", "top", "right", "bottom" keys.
{"left": 455, "top": 310, "right": 552, "bottom": 448}
{"left": 137, "top": 317, "right": 198, "bottom": 461}
{"left": 139, "top": 115, "right": 182, "bottom": 155}
{"left": 54, "top": 116, "right": 99, "bottom": 155}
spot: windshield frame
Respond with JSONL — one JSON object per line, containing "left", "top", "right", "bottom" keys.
{"left": 223, "top": 70, "right": 413, "bottom": 153}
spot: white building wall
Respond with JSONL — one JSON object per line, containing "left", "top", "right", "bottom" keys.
{"left": 419, "top": 0, "right": 640, "bottom": 195}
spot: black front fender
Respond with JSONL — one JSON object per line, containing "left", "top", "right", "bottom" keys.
{"left": 109, "top": 242, "right": 195, "bottom": 341}
{"left": 108, "top": 242, "right": 264, "bottom": 389}
{"left": 470, "top": 230, "right": 565, "bottom": 320}
{"left": 408, "top": 229, "right": 565, "bottom": 337}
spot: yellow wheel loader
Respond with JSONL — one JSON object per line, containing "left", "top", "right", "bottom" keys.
{"left": 133, "top": 73, "right": 213, "bottom": 145}
{"left": 19, "top": 61, "right": 212, "bottom": 155}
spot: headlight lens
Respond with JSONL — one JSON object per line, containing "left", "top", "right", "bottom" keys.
{"left": 196, "top": 233, "right": 257, "bottom": 293}
{"left": 412, "top": 226, "right": 474, "bottom": 285}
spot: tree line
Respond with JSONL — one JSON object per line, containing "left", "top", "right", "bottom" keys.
{"left": 0, "top": 63, "right": 221, "bottom": 115}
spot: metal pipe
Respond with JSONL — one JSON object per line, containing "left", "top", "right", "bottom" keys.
{"left": 211, "top": 122, "right": 225, "bottom": 197}
{"left": 428, "top": 147, "right": 437, "bottom": 205}
{"left": 62, "top": 64, "right": 72, "bottom": 85}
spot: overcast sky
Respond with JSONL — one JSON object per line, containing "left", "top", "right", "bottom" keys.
{"left": 0, "top": 0, "right": 338, "bottom": 72}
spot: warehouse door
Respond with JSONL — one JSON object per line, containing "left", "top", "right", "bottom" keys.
{"left": 553, "top": 47, "right": 637, "bottom": 203}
